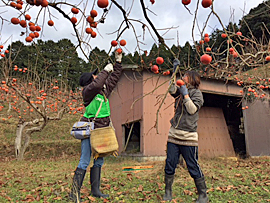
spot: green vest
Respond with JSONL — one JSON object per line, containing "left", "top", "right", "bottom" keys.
{"left": 83, "top": 94, "right": 110, "bottom": 118}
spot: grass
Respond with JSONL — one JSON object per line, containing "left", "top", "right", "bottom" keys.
{"left": 1, "top": 156, "right": 269, "bottom": 202}
{"left": 0, "top": 115, "right": 270, "bottom": 202}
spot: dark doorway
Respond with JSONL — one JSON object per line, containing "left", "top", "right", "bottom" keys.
{"left": 122, "top": 121, "right": 140, "bottom": 154}
{"left": 203, "top": 93, "right": 247, "bottom": 158}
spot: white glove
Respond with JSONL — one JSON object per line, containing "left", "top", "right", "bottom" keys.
{"left": 104, "top": 63, "right": 114, "bottom": 73}
{"left": 115, "top": 51, "right": 122, "bottom": 63}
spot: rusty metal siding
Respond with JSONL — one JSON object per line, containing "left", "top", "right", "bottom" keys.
{"left": 109, "top": 70, "right": 144, "bottom": 152}
{"left": 198, "top": 107, "right": 235, "bottom": 157}
{"left": 142, "top": 72, "right": 174, "bottom": 156}
{"left": 200, "top": 78, "right": 242, "bottom": 97}
{"left": 243, "top": 100, "right": 270, "bottom": 156}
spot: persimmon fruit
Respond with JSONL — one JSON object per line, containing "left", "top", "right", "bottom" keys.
{"left": 71, "top": 7, "right": 79, "bottom": 14}
{"left": 91, "top": 31, "right": 97, "bottom": 38}
{"left": 204, "top": 37, "right": 210, "bottom": 43}
{"left": 35, "top": 25, "right": 41, "bottom": 31}
{"left": 199, "top": 40, "right": 204, "bottom": 45}
{"left": 111, "top": 40, "right": 118, "bottom": 47}
{"left": 29, "top": 25, "right": 36, "bottom": 31}
{"left": 71, "top": 17, "right": 77, "bottom": 24}
{"left": 34, "top": 32, "right": 39, "bottom": 38}
{"left": 156, "top": 57, "right": 164, "bottom": 65}
{"left": 120, "top": 39, "right": 126, "bottom": 46}
{"left": 48, "top": 20, "right": 54, "bottom": 26}
{"left": 41, "top": 0, "right": 48, "bottom": 7}
{"left": 90, "top": 10, "right": 98, "bottom": 18}
{"left": 25, "top": 14, "right": 31, "bottom": 21}
{"left": 221, "top": 33, "right": 227, "bottom": 38}
{"left": 16, "top": 3, "right": 22, "bottom": 9}
{"left": 10, "top": 2, "right": 16, "bottom": 7}
{"left": 232, "top": 52, "right": 238, "bottom": 58}
{"left": 25, "top": 36, "right": 33, "bottom": 42}
{"left": 116, "top": 48, "right": 122, "bottom": 54}
{"left": 11, "top": 18, "right": 20, "bottom": 25}
{"left": 176, "top": 79, "right": 185, "bottom": 86}
{"left": 151, "top": 65, "right": 159, "bottom": 73}
{"left": 97, "top": 0, "right": 109, "bottom": 8}
{"left": 85, "top": 27, "right": 93, "bottom": 34}
{"left": 200, "top": 54, "right": 212, "bottom": 65}
{"left": 20, "top": 20, "right": 27, "bottom": 27}
{"left": 90, "top": 22, "right": 97, "bottom": 28}
{"left": 87, "top": 16, "right": 94, "bottom": 23}
{"left": 201, "top": 0, "right": 212, "bottom": 8}
{"left": 236, "top": 31, "right": 242, "bottom": 36}
{"left": 182, "top": 0, "right": 191, "bottom": 5}
{"left": 29, "top": 33, "right": 35, "bottom": 38}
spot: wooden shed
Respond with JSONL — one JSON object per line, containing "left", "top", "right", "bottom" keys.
{"left": 109, "top": 67, "right": 270, "bottom": 158}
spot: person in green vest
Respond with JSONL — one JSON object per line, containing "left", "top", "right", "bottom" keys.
{"left": 69, "top": 50, "right": 122, "bottom": 202}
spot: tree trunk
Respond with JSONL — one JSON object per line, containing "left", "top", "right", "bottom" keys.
{"left": 15, "top": 119, "right": 46, "bottom": 160}
{"left": 15, "top": 122, "right": 29, "bottom": 160}
{"left": 14, "top": 108, "right": 66, "bottom": 160}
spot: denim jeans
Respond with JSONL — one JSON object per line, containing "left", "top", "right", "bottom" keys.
{"left": 77, "top": 137, "right": 104, "bottom": 170}
{"left": 165, "top": 142, "right": 203, "bottom": 179}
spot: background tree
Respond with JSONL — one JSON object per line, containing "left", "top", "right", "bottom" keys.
{"left": 240, "top": 0, "right": 270, "bottom": 42}
{"left": 2, "top": 39, "right": 88, "bottom": 89}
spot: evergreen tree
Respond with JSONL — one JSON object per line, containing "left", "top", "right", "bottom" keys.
{"left": 240, "top": 0, "right": 270, "bottom": 42}
{"left": 4, "top": 39, "right": 87, "bottom": 89}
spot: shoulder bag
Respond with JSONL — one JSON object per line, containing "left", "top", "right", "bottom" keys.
{"left": 70, "top": 99, "right": 102, "bottom": 140}
{"left": 90, "top": 94, "right": 119, "bottom": 159}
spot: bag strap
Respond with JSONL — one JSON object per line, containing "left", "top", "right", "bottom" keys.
{"left": 92, "top": 93, "right": 114, "bottom": 128}
{"left": 102, "top": 93, "right": 114, "bottom": 128}
{"left": 92, "top": 99, "right": 103, "bottom": 123}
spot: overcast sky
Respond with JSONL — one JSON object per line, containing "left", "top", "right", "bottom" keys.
{"left": 0, "top": 0, "right": 265, "bottom": 60}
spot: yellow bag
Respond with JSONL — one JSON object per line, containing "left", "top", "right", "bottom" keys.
{"left": 90, "top": 126, "right": 119, "bottom": 159}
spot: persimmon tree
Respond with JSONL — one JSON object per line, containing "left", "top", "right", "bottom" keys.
{"left": 0, "top": 0, "right": 270, "bottom": 157}
{"left": 0, "top": 50, "right": 83, "bottom": 160}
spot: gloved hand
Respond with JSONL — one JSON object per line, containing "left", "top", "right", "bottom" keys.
{"left": 115, "top": 50, "right": 122, "bottom": 63}
{"left": 104, "top": 63, "right": 114, "bottom": 73}
{"left": 173, "top": 58, "right": 180, "bottom": 73}
{"left": 179, "top": 85, "right": 188, "bottom": 96}
{"left": 168, "top": 81, "right": 177, "bottom": 94}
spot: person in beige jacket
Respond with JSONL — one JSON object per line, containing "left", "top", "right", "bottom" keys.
{"left": 163, "top": 60, "right": 208, "bottom": 203}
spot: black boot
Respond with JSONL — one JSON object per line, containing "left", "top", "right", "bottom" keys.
{"left": 90, "top": 167, "right": 109, "bottom": 198}
{"left": 194, "top": 176, "right": 209, "bottom": 203}
{"left": 69, "top": 168, "right": 86, "bottom": 203}
{"left": 163, "top": 173, "right": 174, "bottom": 201}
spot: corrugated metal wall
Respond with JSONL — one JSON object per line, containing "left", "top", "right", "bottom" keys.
{"left": 142, "top": 72, "right": 174, "bottom": 156}
{"left": 109, "top": 71, "right": 144, "bottom": 152}
{"left": 198, "top": 107, "right": 235, "bottom": 157}
{"left": 243, "top": 99, "right": 270, "bottom": 156}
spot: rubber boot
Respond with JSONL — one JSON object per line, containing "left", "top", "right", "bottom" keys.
{"left": 194, "top": 176, "right": 209, "bottom": 203}
{"left": 90, "top": 167, "right": 109, "bottom": 198}
{"left": 69, "top": 168, "right": 86, "bottom": 203}
{"left": 163, "top": 173, "right": 174, "bottom": 201}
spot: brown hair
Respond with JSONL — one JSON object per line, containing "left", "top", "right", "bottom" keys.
{"left": 185, "top": 71, "right": 201, "bottom": 89}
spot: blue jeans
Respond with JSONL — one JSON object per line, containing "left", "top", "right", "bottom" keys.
{"left": 77, "top": 138, "right": 104, "bottom": 170}
{"left": 165, "top": 142, "right": 203, "bottom": 179}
